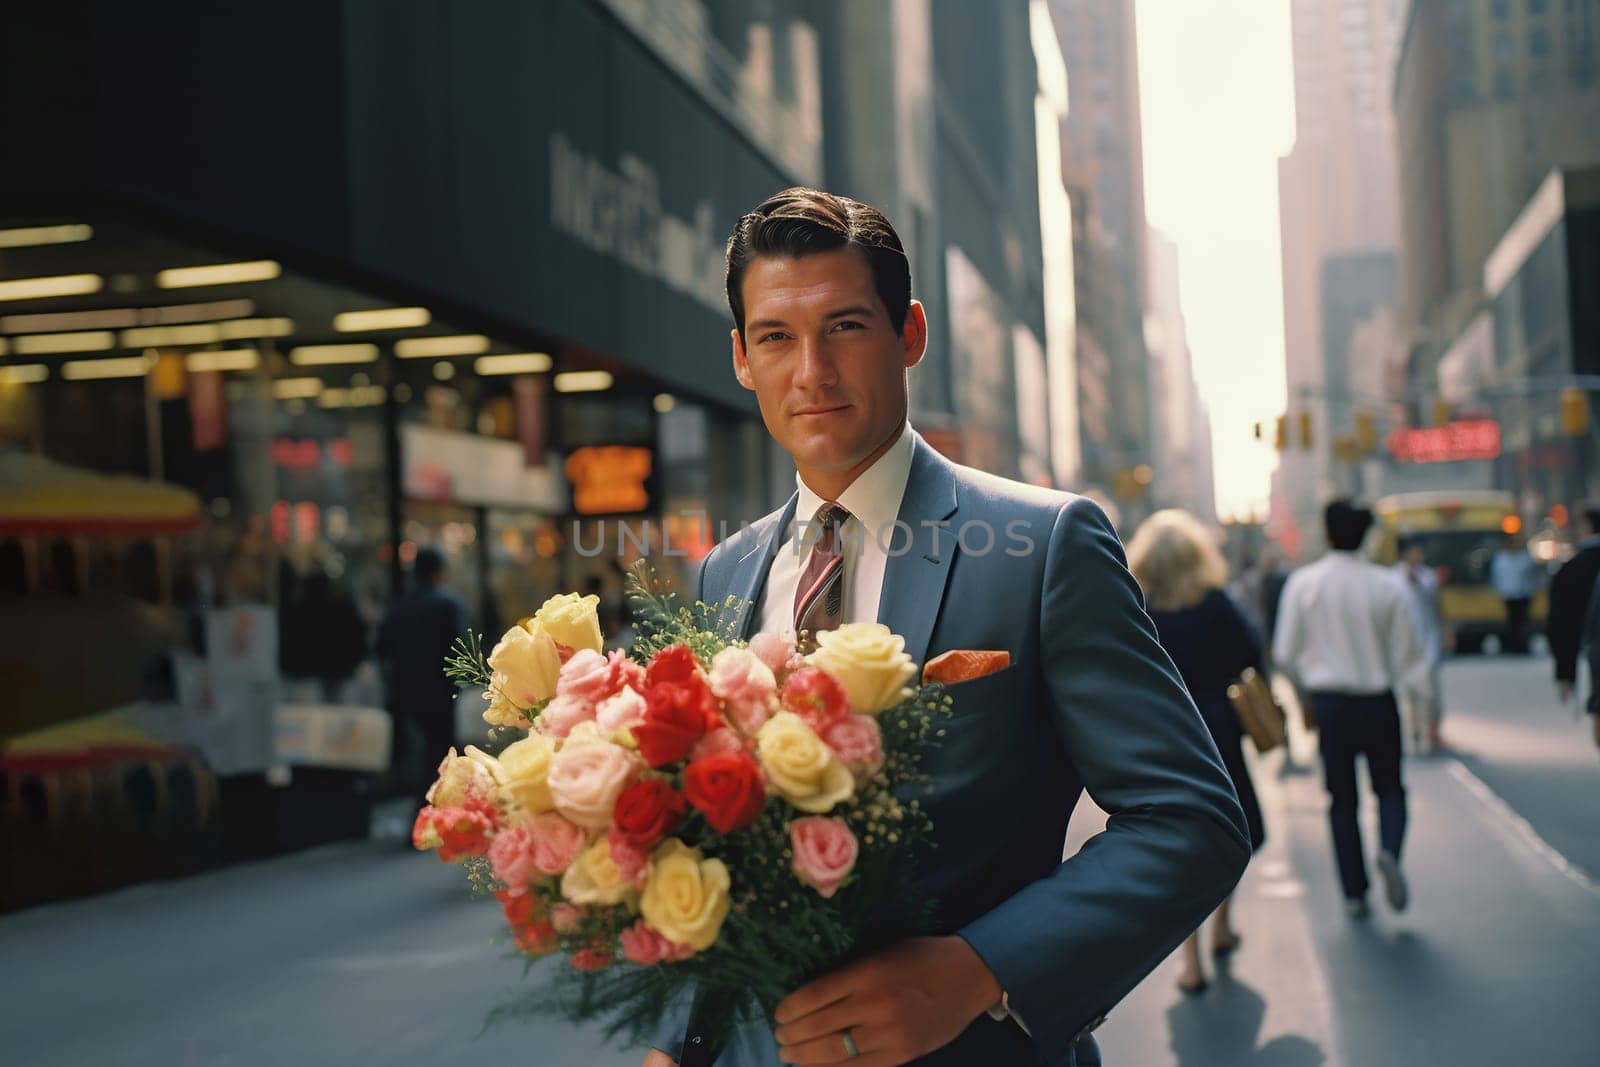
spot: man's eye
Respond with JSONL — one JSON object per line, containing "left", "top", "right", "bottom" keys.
{"left": 831, "top": 320, "right": 863, "bottom": 332}
{"left": 760, "top": 331, "right": 789, "bottom": 343}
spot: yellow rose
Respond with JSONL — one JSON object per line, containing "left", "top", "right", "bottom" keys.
{"left": 640, "top": 839, "right": 731, "bottom": 951}
{"left": 482, "top": 674, "right": 530, "bottom": 729}
{"left": 425, "top": 746, "right": 501, "bottom": 807}
{"left": 809, "top": 623, "right": 917, "bottom": 715}
{"left": 756, "top": 712, "right": 855, "bottom": 813}
{"left": 561, "top": 836, "right": 639, "bottom": 906}
{"left": 488, "top": 624, "right": 563, "bottom": 706}
{"left": 496, "top": 733, "right": 557, "bottom": 816}
{"left": 534, "top": 592, "right": 604, "bottom": 655}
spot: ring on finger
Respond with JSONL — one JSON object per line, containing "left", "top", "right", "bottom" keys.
{"left": 841, "top": 1028, "right": 859, "bottom": 1059}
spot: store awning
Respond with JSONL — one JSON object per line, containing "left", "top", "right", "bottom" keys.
{"left": 0, "top": 449, "right": 201, "bottom": 537}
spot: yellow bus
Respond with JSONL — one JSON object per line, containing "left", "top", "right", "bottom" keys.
{"left": 1372, "top": 491, "right": 1549, "bottom": 653}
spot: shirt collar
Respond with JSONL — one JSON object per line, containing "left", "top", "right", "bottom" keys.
{"left": 793, "top": 422, "right": 916, "bottom": 539}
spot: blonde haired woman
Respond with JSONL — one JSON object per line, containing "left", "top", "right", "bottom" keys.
{"left": 1127, "top": 509, "right": 1267, "bottom": 994}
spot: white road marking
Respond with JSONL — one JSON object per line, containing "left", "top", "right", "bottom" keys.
{"left": 1445, "top": 759, "right": 1599, "bottom": 896}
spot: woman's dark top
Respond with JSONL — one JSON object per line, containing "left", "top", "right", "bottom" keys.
{"left": 1148, "top": 586, "right": 1267, "bottom": 851}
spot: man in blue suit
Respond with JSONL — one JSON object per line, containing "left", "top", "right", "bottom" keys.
{"left": 645, "top": 188, "right": 1249, "bottom": 1066}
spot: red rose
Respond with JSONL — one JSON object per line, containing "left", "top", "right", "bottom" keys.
{"left": 683, "top": 752, "right": 767, "bottom": 834}
{"left": 612, "top": 776, "right": 688, "bottom": 848}
{"left": 781, "top": 667, "right": 851, "bottom": 732}
{"left": 431, "top": 800, "right": 497, "bottom": 863}
{"left": 646, "top": 644, "right": 702, "bottom": 687}
{"left": 496, "top": 888, "right": 543, "bottom": 928}
{"left": 511, "top": 917, "right": 559, "bottom": 955}
{"left": 634, "top": 679, "right": 718, "bottom": 767}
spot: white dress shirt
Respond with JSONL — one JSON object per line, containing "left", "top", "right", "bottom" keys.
{"left": 1273, "top": 551, "right": 1426, "bottom": 695}
{"left": 756, "top": 423, "right": 917, "bottom": 637}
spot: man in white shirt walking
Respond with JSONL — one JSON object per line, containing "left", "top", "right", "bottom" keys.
{"left": 1273, "top": 501, "right": 1426, "bottom": 917}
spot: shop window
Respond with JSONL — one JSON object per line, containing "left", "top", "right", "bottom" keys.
{"left": 1491, "top": 0, "right": 1512, "bottom": 18}
{"left": 1531, "top": 26, "right": 1552, "bottom": 55}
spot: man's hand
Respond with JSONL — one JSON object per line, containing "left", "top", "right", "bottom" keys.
{"left": 642, "top": 1052, "right": 676, "bottom": 1067}
{"left": 771, "top": 936, "right": 1001, "bottom": 1066}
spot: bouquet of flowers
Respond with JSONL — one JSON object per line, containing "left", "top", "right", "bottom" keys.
{"left": 413, "top": 564, "right": 950, "bottom": 1049}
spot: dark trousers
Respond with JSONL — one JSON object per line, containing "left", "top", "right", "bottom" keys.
{"left": 1503, "top": 596, "right": 1531, "bottom": 653}
{"left": 1310, "top": 691, "right": 1406, "bottom": 901}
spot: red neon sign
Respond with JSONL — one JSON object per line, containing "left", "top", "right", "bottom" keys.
{"left": 1388, "top": 419, "right": 1501, "bottom": 464}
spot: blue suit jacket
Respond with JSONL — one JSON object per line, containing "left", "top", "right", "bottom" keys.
{"left": 657, "top": 431, "right": 1250, "bottom": 1065}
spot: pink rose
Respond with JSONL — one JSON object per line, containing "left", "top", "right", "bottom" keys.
{"left": 547, "top": 737, "right": 640, "bottom": 829}
{"left": 596, "top": 686, "right": 648, "bottom": 736}
{"left": 538, "top": 693, "right": 597, "bottom": 739}
{"left": 790, "top": 816, "right": 859, "bottom": 899}
{"left": 747, "top": 631, "right": 797, "bottom": 677}
{"left": 523, "top": 811, "right": 587, "bottom": 876}
{"left": 823, "top": 715, "right": 884, "bottom": 777}
{"left": 607, "top": 830, "right": 650, "bottom": 885}
{"left": 558, "top": 648, "right": 617, "bottom": 706}
{"left": 619, "top": 920, "right": 695, "bottom": 966}
{"left": 607, "top": 649, "right": 646, "bottom": 694}
{"left": 550, "top": 902, "right": 584, "bottom": 934}
{"left": 487, "top": 826, "right": 542, "bottom": 894}
{"left": 689, "top": 727, "right": 747, "bottom": 763}
{"left": 709, "top": 647, "right": 778, "bottom": 736}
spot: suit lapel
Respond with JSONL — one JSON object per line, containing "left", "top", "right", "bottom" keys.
{"left": 727, "top": 492, "right": 798, "bottom": 640}
{"left": 876, "top": 433, "right": 960, "bottom": 668}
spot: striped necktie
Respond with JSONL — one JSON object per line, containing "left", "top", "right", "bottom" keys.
{"left": 794, "top": 502, "right": 851, "bottom": 652}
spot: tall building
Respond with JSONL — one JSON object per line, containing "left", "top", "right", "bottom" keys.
{"left": 814, "top": 0, "right": 1057, "bottom": 485}
{"left": 1275, "top": 0, "right": 1407, "bottom": 550}
{"left": 1049, "top": 0, "right": 1153, "bottom": 517}
{"left": 1394, "top": 0, "right": 1600, "bottom": 407}
{"left": 1145, "top": 228, "right": 1216, "bottom": 524}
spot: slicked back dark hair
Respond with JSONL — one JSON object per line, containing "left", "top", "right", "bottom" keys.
{"left": 725, "top": 187, "right": 911, "bottom": 341}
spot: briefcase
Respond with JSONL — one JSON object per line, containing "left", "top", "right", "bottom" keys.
{"left": 1227, "top": 667, "right": 1286, "bottom": 753}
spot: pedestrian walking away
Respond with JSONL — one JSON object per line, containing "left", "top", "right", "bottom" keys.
{"left": 1273, "top": 500, "right": 1426, "bottom": 918}
{"left": 1127, "top": 509, "right": 1267, "bottom": 995}
{"left": 1549, "top": 505, "right": 1600, "bottom": 709}
{"left": 376, "top": 546, "right": 470, "bottom": 801}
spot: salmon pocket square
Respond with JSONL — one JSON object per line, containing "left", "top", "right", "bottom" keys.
{"left": 921, "top": 649, "right": 1012, "bottom": 686}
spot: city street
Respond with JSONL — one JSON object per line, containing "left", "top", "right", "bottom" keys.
{"left": 3, "top": 656, "right": 1596, "bottom": 1067}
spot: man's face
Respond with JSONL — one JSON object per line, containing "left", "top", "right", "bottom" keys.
{"left": 732, "top": 249, "right": 925, "bottom": 475}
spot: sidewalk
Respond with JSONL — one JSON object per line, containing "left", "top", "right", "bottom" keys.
{"left": 1069, "top": 733, "right": 1600, "bottom": 1066}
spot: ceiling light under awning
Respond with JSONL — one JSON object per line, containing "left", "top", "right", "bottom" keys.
{"left": 0, "top": 274, "right": 103, "bottom": 302}
{"left": 333, "top": 307, "right": 431, "bottom": 332}
{"left": 155, "top": 260, "right": 280, "bottom": 289}
{"left": 394, "top": 334, "right": 490, "bottom": 358}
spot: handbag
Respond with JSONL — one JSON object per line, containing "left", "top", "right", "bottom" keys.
{"left": 1227, "top": 667, "right": 1287, "bottom": 753}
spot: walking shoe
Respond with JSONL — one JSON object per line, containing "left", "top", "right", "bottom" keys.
{"left": 1344, "top": 898, "right": 1370, "bottom": 919}
{"left": 1376, "top": 852, "right": 1409, "bottom": 912}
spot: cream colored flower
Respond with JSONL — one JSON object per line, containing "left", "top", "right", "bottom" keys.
{"left": 547, "top": 730, "right": 639, "bottom": 830}
{"left": 534, "top": 592, "right": 605, "bottom": 655}
{"left": 561, "top": 836, "right": 639, "bottom": 907}
{"left": 425, "top": 746, "right": 500, "bottom": 808}
{"left": 640, "top": 839, "right": 731, "bottom": 951}
{"left": 482, "top": 674, "right": 530, "bottom": 728}
{"left": 488, "top": 624, "right": 563, "bottom": 707}
{"left": 808, "top": 623, "right": 917, "bottom": 715}
{"left": 756, "top": 711, "right": 854, "bottom": 813}
{"left": 496, "top": 732, "right": 557, "bottom": 816}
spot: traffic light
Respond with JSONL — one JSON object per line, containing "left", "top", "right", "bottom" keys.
{"left": 1297, "top": 410, "right": 1313, "bottom": 450}
{"left": 1354, "top": 410, "right": 1376, "bottom": 453}
{"left": 1274, "top": 414, "right": 1288, "bottom": 450}
{"left": 1561, "top": 387, "right": 1588, "bottom": 437}
{"left": 1431, "top": 396, "right": 1452, "bottom": 428}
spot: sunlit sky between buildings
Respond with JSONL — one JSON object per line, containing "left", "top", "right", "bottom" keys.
{"left": 1135, "top": 0, "right": 1298, "bottom": 522}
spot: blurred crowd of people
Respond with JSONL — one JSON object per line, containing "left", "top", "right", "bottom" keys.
{"left": 1125, "top": 496, "right": 1600, "bottom": 993}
